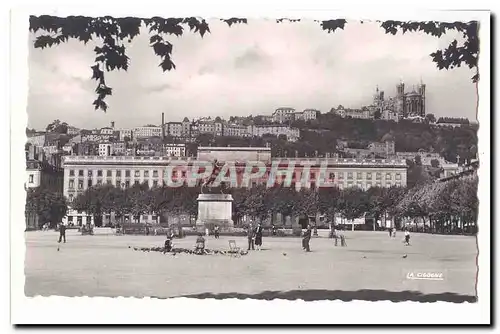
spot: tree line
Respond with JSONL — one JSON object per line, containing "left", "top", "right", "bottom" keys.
{"left": 63, "top": 175, "right": 478, "bottom": 234}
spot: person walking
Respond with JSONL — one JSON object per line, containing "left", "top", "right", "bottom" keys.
{"left": 404, "top": 229, "right": 411, "bottom": 246}
{"left": 58, "top": 223, "right": 66, "bottom": 243}
{"left": 334, "top": 226, "right": 339, "bottom": 246}
{"left": 340, "top": 229, "right": 347, "bottom": 247}
{"left": 214, "top": 225, "right": 220, "bottom": 239}
{"left": 247, "top": 223, "right": 255, "bottom": 251}
{"left": 255, "top": 222, "right": 263, "bottom": 251}
{"left": 302, "top": 224, "right": 312, "bottom": 252}
{"left": 388, "top": 227, "right": 392, "bottom": 238}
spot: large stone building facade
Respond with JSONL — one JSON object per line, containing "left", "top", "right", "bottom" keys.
{"left": 61, "top": 153, "right": 408, "bottom": 226}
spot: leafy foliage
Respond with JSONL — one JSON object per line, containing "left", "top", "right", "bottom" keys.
{"left": 26, "top": 187, "right": 68, "bottom": 227}
{"left": 46, "top": 119, "right": 68, "bottom": 134}
{"left": 380, "top": 20, "right": 479, "bottom": 82}
{"left": 317, "top": 186, "right": 341, "bottom": 222}
{"left": 30, "top": 16, "right": 479, "bottom": 111}
{"left": 66, "top": 173, "right": 477, "bottom": 233}
{"left": 338, "top": 187, "right": 369, "bottom": 221}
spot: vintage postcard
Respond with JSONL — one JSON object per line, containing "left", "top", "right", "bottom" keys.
{"left": 10, "top": 4, "right": 491, "bottom": 325}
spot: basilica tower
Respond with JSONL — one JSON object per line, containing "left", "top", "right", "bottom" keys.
{"left": 396, "top": 80, "right": 405, "bottom": 116}
{"left": 418, "top": 82, "right": 426, "bottom": 116}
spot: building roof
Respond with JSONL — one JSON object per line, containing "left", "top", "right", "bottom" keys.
{"left": 380, "top": 133, "right": 395, "bottom": 142}
{"left": 406, "top": 90, "right": 420, "bottom": 96}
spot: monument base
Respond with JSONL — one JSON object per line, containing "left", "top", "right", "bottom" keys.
{"left": 195, "top": 193, "right": 234, "bottom": 232}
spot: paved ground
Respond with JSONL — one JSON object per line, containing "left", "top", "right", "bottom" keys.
{"left": 24, "top": 230, "right": 478, "bottom": 301}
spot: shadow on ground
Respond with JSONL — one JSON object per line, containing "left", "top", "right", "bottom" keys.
{"left": 174, "top": 289, "right": 477, "bottom": 303}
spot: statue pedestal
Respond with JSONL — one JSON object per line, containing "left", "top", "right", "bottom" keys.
{"left": 195, "top": 193, "right": 234, "bottom": 232}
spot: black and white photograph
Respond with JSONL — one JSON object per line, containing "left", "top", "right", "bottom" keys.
{"left": 9, "top": 3, "right": 491, "bottom": 325}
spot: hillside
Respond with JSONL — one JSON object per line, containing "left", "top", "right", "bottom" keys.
{"left": 192, "top": 115, "right": 478, "bottom": 163}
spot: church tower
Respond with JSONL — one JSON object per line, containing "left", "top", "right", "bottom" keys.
{"left": 418, "top": 81, "right": 426, "bottom": 116}
{"left": 396, "top": 80, "right": 405, "bottom": 116}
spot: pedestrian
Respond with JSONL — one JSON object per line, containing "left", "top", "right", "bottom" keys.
{"left": 164, "top": 236, "right": 173, "bottom": 252}
{"left": 340, "top": 230, "right": 347, "bottom": 247}
{"left": 302, "top": 224, "right": 312, "bottom": 252}
{"left": 247, "top": 223, "right": 255, "bottom": 251}
{"left": 271, "top": 224, "right": 277, "bottom": 236}
{"left": 214, "top": 225, "right": 220, "bottom": 239}
{"left": 404, "top": 229, "right": 411, "bottom": 246}
{"left": 255, "top": 222, "right": 263, "bottom": 251}
{"left": 334, "top": 226, "right": 339, "bottom": 246}
{"left": 58, "top": 223, "right": 66, "bottom": 243}
{"left": 392, "top": 227, "right": 396, "bottom": 238}
{"left": 388, "top": 228, "right": 392, "bottom": 238}
{"left": 205, "top": 227, "right": 209, "bottom": 237}
{"left": 195, "top": 233, "right": 206, "bottom": 254}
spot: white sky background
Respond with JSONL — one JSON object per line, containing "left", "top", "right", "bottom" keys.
{"left": 27, "top": 19, "right": 478, "bottom": 130}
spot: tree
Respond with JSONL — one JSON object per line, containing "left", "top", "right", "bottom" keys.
{"left": 231, "top": 187, "right": 250, "bottom": 225}
{"left": 425, "top": 113, "right": 436, "bottom": 124}
{"left": 101, "top": 185, "right": 127, "bottom": 224}
{"left": 293, "top": 188, "right": 318, "bottom": 224}
{"left": 30, "top": 16, "right": 478, "bottom": 111}
{"left": 384, "top": 186, "right": 407, "bottom": 218}
{"left": 266, "top": 185, "right": 297, "bottom": 225}
{"left": 26, "top": 187, "right": 68, "bottom": 228}
{"left": 72, "top": 185, "right": 112, "bottom": 226}
{"left": 318, "top": 186, "right": 341, "bottom": 224}
{"left": 430, "top": 159, "right": 440, "bottom": 168}
{"left": 242, "top": 185, "right": 270, "bottom": 223}
{"left": 395, "top": 185, "right": 431, "bottom": 230}
{"left": 450, "top": 176, "right": 478, "bottom": 232}
{"left": 147, "top": 185, "right": 172, "bottom": 224}
{"left": 46, "top": 119, "right": 68, "bottom": 133}
{"left": 406, "top": 158, "right": 432, "bottom": 188}
{"left": 338, "top": 187, "right": 369, "bottom": 223}
{"left": 128, "top": 182, "right": 150, "bottom": 222}
{"left": 366, "top": 186, "right": 388, "bottom": 230}
{"left": 414, "top": 155, "right": 422, "bottom": 166}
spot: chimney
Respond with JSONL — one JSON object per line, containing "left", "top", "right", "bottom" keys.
{"left": 161, "top": 112, "right": 165, "bottom": 141}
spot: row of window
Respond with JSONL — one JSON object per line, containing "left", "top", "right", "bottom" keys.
{"left": 68, "top": 179, "right": 161, "bottom": 190}
{"left": 66, "top": 214, "right": 157, "bottom": 221}
{"left": 69, "top": 169, "right": 160, "bottom": 178}
{"left": 269, "top": 172, "right": 402, "bottom": 181}
{"left": 67, "top": 169, "right": 403, "bottom": 181}
{"left": 337, "top": 172, "right": 402, "bottom": 180}
{"left": 338, "top": 181, "right": 403, "bottom": 188}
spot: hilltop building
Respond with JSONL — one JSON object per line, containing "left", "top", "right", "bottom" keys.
{"left": 372, "top": 80, "right": 426, "bottom": 119}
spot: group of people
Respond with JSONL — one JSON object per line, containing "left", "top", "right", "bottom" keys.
{"left": 332, "top": 227, "right": 348, "bottom": 247}
{"left": 389, "top": 227, "right": 411, "bottom": 246}
{"left": 246, "top": 222, "right": 264, "bottom": 251}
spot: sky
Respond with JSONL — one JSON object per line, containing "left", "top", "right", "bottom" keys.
{"left": 27, "top": 19, "right": 478, "bottom": 130}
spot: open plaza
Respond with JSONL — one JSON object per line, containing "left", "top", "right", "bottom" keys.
{"left": 24, "top": 230, "right": 477, "bottom": 302}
